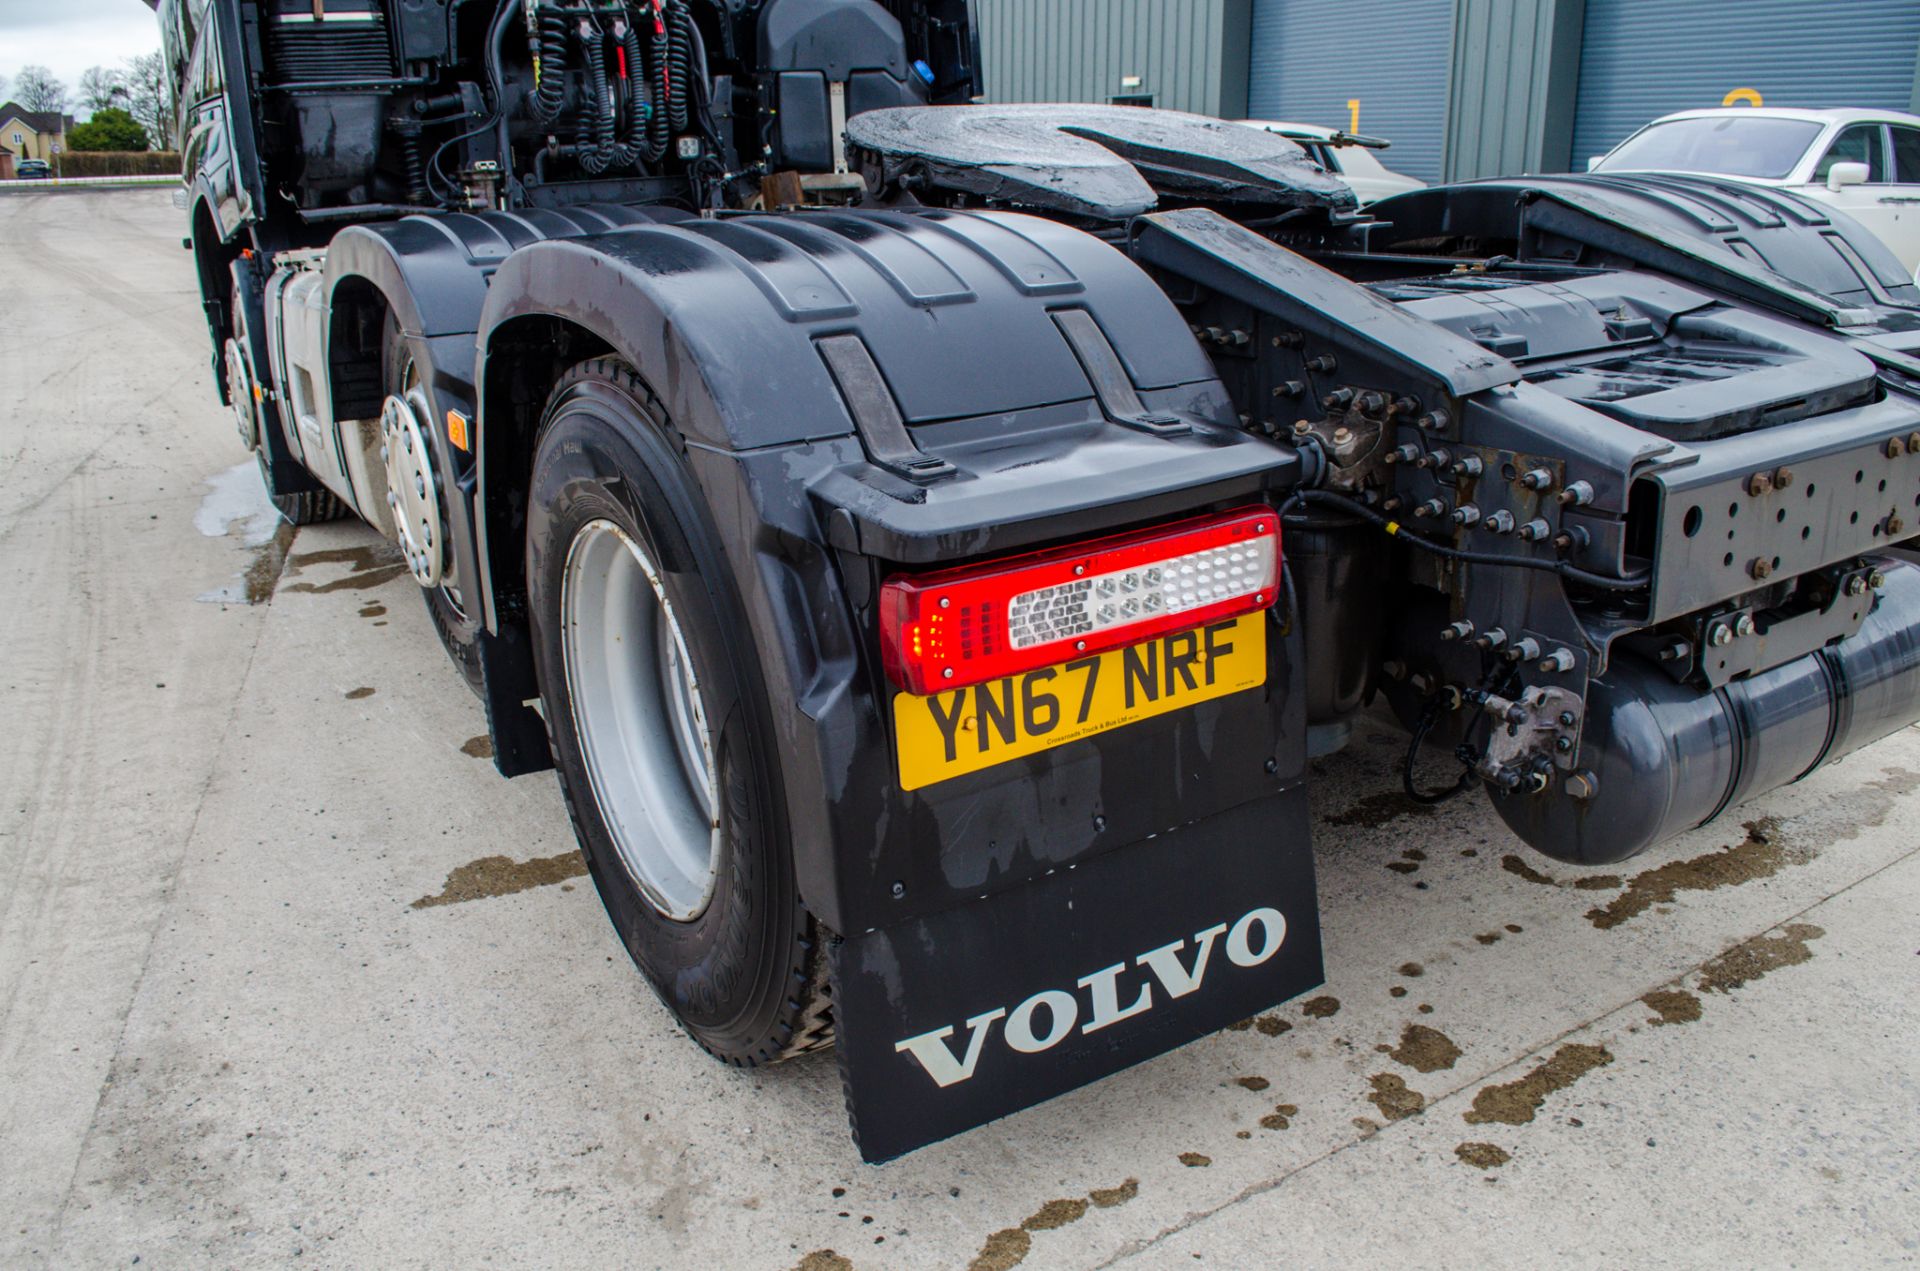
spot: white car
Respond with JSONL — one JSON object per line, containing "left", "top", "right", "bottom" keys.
{"left": 1591, "top": 107, "right": 1920, "bottom": 283}
{"left": 1239, "top": 120, "right": 1425, "bottom": 205}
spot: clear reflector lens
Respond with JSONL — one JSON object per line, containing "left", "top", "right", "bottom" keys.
{"left": 1007, "top": 539, "right": 1278, "bottom": 649}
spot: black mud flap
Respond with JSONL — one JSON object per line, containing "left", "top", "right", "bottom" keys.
{"left": 831, "top": 788, "right": 1321, "bottom": 1162}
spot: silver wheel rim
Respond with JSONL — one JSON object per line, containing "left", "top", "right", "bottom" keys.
{"left": 561, "top": 518, "right": 720, "bottom": 921}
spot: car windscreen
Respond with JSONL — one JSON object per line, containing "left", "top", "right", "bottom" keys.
{"left": 1595, "top": 116, "right": 1824, "bottom": 180}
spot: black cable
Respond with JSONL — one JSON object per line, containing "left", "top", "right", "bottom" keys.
{"left": 1288, "top": 488, "right": 1651, "bottom": 593}
{"left": 1402, "top": 700, "right": 1475, "bottom": 805}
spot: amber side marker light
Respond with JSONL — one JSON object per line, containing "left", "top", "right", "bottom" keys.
{"left": 879, "top": 506, "right": 1281, "bottom": 695}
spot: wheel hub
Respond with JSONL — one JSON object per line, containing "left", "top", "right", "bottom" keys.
{"left": 561, "top": 519, "right": 720, "bottom": 921}
{"left": 225, "top": 338, "right": 259, "bottom": 452}
{"left": 379, "top": 389, "right": 447, "bottom": 587}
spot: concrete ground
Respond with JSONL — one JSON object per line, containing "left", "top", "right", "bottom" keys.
{"left": 2, "top": 189, "right": 1917, "bottom": 1270}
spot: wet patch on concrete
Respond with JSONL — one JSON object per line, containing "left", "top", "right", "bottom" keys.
{"left": 1254, "top": 1013, "right": 1292, "bottom": 1036}
{"left": 1455, "top": 1142, "right": 1511, "bottom": 1170}
{"left": 1259, "top": 1102, "right": 1299, "bottom": 1130}
{"left": 1366, "top": 1073, "right": 1427, "bottom": 1121}
{"left": 1235, "top": 1076, "right": 1270, "bottom": 1092}
{"left": 1474, "top": 930, "right": 1502, "bottom": 945}
{"left": 794, "top": 1253, "right": 853, "bottom": 1271}
{"left": 1177, "top": 1152, "right": 1211, "bottom": 1168}
{"left": 411, "top": 851, "right": 588, "bottom": 909}
{"left": 1386, "top": 860, "right": 1420, "bottom": 875}
{"left": 1698, "top": 923, "right": 1825, "bottom": 994}
{"left": 359, "top": 602, "right": 387, "bottom": 618}
{"left": 282, "top": 543, "right": 409, "bottom": 595}
{"left": 195, "top": 461, "right": 295, "bottom": 606}
{"left": 1386, "top": 1023, "right": 1462, "bottom": 1073}
{"left": 1586, "top": 818, "right": 1800, "bottom": 931}
{"left": 345, "top": 686, "right": 375, "bottom": 700}
{"left": 1300, "top": 996, "right": 1340, "bottom": 1019}
{"left": 1464, "top": 1043, "right": 1613, "bottom": 1126}
{"left": 460, "top": 735, "right": 493, "bottom": 758}
{"left": 1324, "top": 790, "right": 1436, "bottom": 829}
{"left": 970, "top": 1181, "right": 1135, "bottom": 1271}
{"left": 1642, "top": 989, "right": 1703, "bottom": 1026}
{"left": 1501, "top": 855, "right": 1556, "bottom": 886}
{"left": 1398, "top": 962, "right": 1424, "bottom": 978}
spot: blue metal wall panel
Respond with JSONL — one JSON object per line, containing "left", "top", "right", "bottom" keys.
{"left": 1572, "top": 0, "right": 1920, "bottom": 164}
{"left": 1247, "top": 0, "right": 1455, "bottom": 182}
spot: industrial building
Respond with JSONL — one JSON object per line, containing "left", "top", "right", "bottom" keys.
{"left": 973, "top": 0, "right": 1920, "bottom": 182}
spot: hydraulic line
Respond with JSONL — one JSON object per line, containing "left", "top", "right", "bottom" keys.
{"left": 576, "top": 12, "right": 614, "bottom": 174}
{"left": 617, "top": 13, "right": 661, "bottom": 163}
{"left": 530, "top": 5, "right": 569, "bottom": 124}
{"left": 1283, "top": 488, "right": 1652, "bottom": 593}
{"left": 666, "top": 0, "right": 691, "bottom": 132}
{"left": 646, "top": 0, "right": 671, "bottom": 157}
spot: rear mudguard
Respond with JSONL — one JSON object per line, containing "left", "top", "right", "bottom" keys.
{"left": 473, "top": 209, "right": 1322, "bottom": 1157}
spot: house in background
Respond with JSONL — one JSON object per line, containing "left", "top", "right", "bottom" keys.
{"left": 1, "top": 102, "right": 76, "bottom": 163}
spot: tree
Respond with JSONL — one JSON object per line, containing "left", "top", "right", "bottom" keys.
{"left": 68, "top": 108, "right": 150, "bottom": 153}
{"left": 78, "top": 66, "right": 128, "bottom": 115}
{"left": 122, "top": 52, "right": 176, "bottom": 152}
{"left": 13, "top": 65, "right": 68, "bottom": 115}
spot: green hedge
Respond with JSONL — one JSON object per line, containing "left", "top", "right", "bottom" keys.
{"left": 46, "top": 151, "right": 183, "bottom": 178}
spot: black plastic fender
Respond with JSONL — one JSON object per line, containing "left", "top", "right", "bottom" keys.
{"left": 472, "top": 208, "right": 1308, "bottom": 936}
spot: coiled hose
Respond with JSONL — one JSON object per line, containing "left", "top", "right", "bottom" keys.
{"left": 616, "top": 16, "right": 658, "bottom": 165}
{"left": 666, "top": 0, "right": 691, "bottom": 132}
{"left": 575, "top": 14, "right": 614, "bottom": 174}
{"left": 647, "top": 1, "right": 672, "bottom": 157}
{"left": 530, "top": 7, "right": 570, "bottom": 125}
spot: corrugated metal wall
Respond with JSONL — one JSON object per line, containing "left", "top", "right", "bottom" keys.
{"left": 1571, "top": 0, "right": 1920, "bottom": 163}
{"left": 1247, "top": 0, "right": 1454, "bottom": 182}
{"left": 1441, "top": 0, "right": 1583, "bottom": 181}
{"left": 973, "top": 0, "right": 1252, "bottom": 118}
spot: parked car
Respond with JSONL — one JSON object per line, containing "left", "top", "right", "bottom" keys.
{"left": 1591, "top": 107, "right": 1920, "bottom": 281}
{"left": 14, "top": 159, "right": 50, "bottom": 179}
{"left": 1239, "top": 120, "right": 1424, "bottom": 203}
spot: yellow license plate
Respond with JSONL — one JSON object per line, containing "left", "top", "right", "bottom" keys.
{"left": 892, "top": 612, "right": 1267, "bottom": 792}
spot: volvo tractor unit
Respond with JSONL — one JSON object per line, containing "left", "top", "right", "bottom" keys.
{"left": 158, "top": 0, "right": 1920, "bottom": 1159}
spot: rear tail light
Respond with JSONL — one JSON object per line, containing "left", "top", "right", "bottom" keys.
{"left": 879, "top": 506, "right": 1280, "bottom": 694}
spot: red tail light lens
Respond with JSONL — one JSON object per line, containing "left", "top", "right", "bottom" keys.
{"left": 879, "top": 506, "right": 1280, "bottom": 695}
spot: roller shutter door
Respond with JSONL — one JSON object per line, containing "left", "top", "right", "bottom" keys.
{"left": 1572, "top": 0, "right": 1920, "bottom": 165}
{"left": 1247, "top": 0, "right": 1453, "bottom": 183}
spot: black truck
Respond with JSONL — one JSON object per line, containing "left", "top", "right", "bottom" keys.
{"left": 155, "top": 0, "right": 1920, "bottom": 1160}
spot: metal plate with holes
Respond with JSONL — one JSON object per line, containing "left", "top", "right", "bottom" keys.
{"left": 1636, "top": 400, "right": 1920, "bottom": 622}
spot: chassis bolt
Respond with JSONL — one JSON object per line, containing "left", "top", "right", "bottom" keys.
{"left": 891, "top": 881, "right": 905, "bottom": 899}
{"left": 1869, "top": 569, "right": 1888, "bottom": 589}
{"left": 1709, "top": 621, "right": 1734, "bottom": 647}
{"left": 1517, "top": 518, "right": 1552, "bottom": 542}
{"left": 1439, "top": 620, "right": 1474, "bottom": 642}
{"left": 1323, "top": 388, "right": 1356, "bottom": 411}
{"left": 1504, "top": 637, "right": 1542, "bottom": 663}
{"left": 1304, "top": 355, "right": 1337, "bottom": 373}
{"left": 1265, "top": 757, "right": 1279, "bottom": 773}
{"left": 1558, "top": 710, "right": 1578, "bottom": 727}
{"left": 1888, "top": 437, "right": 1908, "bottom": 458}
{"left": 1557, "top": 480, "right": 1594, "bottom": 506}
{"left": 1355, "top": 390, "right": 1388, "bottom": 414}
{"left": 1773, "top": 466, "right": 1795, "bottom": 489}
{"left": 1386, "top": 443, "right": 1421, "bottom": 465}
{"left": 1846, "top": 575, "right": 1868, "bottom": 596}
{"left": 1331, "top": 425, "right": 1354, "bottom": 446}
{"left": 1749, "top": 557, "right": 1773, "bottom": 580}
{"left": 1484, "top": 509, "right": 1516, "bottom": 534}
{"left": 1474, "top": 627, "right": 1508, "bottom": 650}
{"left": 1555, "top": 736, "right": 1574, "bottom": 753}
{"left": 1391, "top": 396, "right": 1419, "bottom": 417}
{"left": 1734, "top": 613, "right": 1756, "bottom": 637}
{"left": 1540, "top": 648, "right": 1577, "bottom": 674}
{"left": 1450, "top": 454, "right": 1485, "bottom": 478}
{"left": 1566, "top": 770, "right": 1599, "bottom": 800}
{"left": 1451, "top": 504, "right": 1482, "bottom": 527}
{"left": 1415, "top": 447, "right": 1453, "bottom": 470}
{"left": 1909, "top": 433, "right": 1920, "bottom": 454}
{"left": 1747, "top": 471, "right": 1774, "bottom": 495}
{"left": 1519, "top": 467, "right": 1554, "bottom": 491}
{"left": 1415, "top": 409, "right": 1450, "bottom": 431}
{"left": 1888, "top": 515, "right": 1907, "bottom": 536}
{"left": 1413, "top": 498, "right": 1448, "bottom": 518}
{"left": 1272, "top": 380, "right": 1305, "bottom": 398}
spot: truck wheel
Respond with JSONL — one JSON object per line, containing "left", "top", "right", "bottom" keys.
{"left": 526, "top": 359, "right": 833, "bottom": 1065}
{"left": 382, "top": 315, "right": 483, "bottom": 695}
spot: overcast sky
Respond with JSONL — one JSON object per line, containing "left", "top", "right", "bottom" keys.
{"left": 0, "top": 0, "right": 162, "bottom": 115}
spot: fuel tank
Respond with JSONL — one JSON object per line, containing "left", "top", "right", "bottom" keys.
{"left": 1495, "top": 557, "right": 1920, "bottom": 865}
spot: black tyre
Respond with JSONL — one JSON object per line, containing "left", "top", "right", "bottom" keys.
{"left": 526, "top": 359, "right": 832, "bottom": 1065}
{"left": 382, "top": 315, "right": 483, "bottom": 695}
